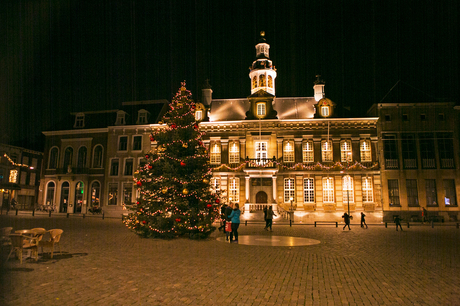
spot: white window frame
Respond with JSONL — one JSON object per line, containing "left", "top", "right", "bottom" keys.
{"left": 132, "top": 135, "right": 142, "bottom": 151}
{"left": 283, "top": 141, "right": 295, "bottom": 163}
{"left": 229, "top": 142, "right": 240, "bottom": 164}
{"left": 360, "top": 139, "right": 372, "bottom": 162}
{"left": 110, "top": 158, "right": 119, "bottom": 176}
{"left": 322, "top": 177, "right": 334, "bottom": 203}
{"left": 284, "top": 178, "right": 295, "bottom": 203}
{"left": 303, "top": 178, "right": 315, "bottom": 203}
{"left": 255, "top": 141, "right": 268, "bottom": 161}
{"left": 210, "top": 143, "right": 221, "bottom": 165}
{"left": 321, "top": 106, "right": 329, "bottom": 117}
{"left": 257, "top": 103, "right": 266, "bottom": 116}
{"left": 210, "top": 177, "right": 221, "bottom": 194}
{"left": 303, "top": 141, "right": 314, "bottom": 163}
{"left": 342, "top": 176, "right": 354, "bottom": 203}
{"left": 322, "top": 140, "right": 333, "bottom": 162}
{"left": 124, "top": 158, "right": 134, "bottom": 176}
{"left": 137, "top": 110, "right": 148, "bottom": 124}
{"left": 229, "top": 178, "right": 239, "bottom": 203}
{"left": 363, "top": 177, "right": 375, "bottom": 203}
{"left": 116, "top": 111, "right": 126, "bottom": 125}
{"left": 195, "top": 110, "right": 203, "bottom": 121}
{"left": 341, "top": 140, "right": 352, "bottom": 162}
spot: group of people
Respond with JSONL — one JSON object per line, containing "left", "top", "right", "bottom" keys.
{"left": 219, "top": 202, "right": 241, "bottom": 243}
{"left": 342, "top": 212, "right": 369, "bottom": 230}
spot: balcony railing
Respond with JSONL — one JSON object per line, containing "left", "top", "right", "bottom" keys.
{"left": 403, "top": 159, "right": 417, "bottom": 169}
{"left": 385, "top": 159, "right": 399, "bottom": 169}
{"left": 246, "top": 158, "right": 277, "bottom": 168}
{"left": 422, "top": 159, "right": 436, "bottom": 169}
{"left": 441, "top": 158, "right": 455, "bottom": 169}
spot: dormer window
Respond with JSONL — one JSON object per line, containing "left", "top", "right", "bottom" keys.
{"left": 74, "top": 113, "right": 85, "bottom": 128}
{"left": 137, "top": 109, "right": 149, "bottom": 124}
{"left": 116, "top": 111, "right": 126, "bottom": 125}
{"left": 321, "top": 106, "right": 329, "bottom": 117}
{"left": 195, "top": 110, "right": 203, "bottom": 121}
{"left": 257, "top": 103, "right": 266, "bottom": 117}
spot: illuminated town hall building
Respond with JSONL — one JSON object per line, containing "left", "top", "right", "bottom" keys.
{"left": 40, "top": 33, "right": 460, "bottom": 222}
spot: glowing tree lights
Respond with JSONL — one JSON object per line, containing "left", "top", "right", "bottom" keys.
{"left": 124, "top": 82, "right": 219, "bottom": 239}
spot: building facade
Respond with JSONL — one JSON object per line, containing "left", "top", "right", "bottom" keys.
{"left": 39, "top": 32, "right": 459, "bottom": 221}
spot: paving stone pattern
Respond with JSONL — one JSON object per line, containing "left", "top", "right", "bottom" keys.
{"left": 1, "top": 214, "right": 459, "bottom": 306}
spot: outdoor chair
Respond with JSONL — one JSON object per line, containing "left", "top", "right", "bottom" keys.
{"left": 39, "top": 229, "right": 63, "bottom": 258}
{"left": 30, "top": 228, "right": 46, "bottom": 243}
{"left": 6, "top": 234, "right": 39, "bottom": 264}
{"left": 1, "top": 227, "right": 13, "bottom": 250}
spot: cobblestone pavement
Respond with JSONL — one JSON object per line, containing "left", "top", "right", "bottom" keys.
{"left": 1, "top": 214, "right": 459, "bottom": 306}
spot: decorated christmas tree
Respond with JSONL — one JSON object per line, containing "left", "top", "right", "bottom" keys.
{"left": 124, "top": 82, "right": 220, "bottom": 239}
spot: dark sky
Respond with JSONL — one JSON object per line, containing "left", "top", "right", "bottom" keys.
{"left": 1, "top": 0, "right": 458, "bottom": 151}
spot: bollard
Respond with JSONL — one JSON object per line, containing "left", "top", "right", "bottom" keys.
{"left": 67, "top": 213, "right": 69, "bottom": 218}
{"left": 32, "top": 210, "right": 35, "bottom": 217}
{"left": 457, "top": 223, "right": 459, "bottom": 229}
{"left": 102, "top": 212, "right": 105, "bottom": 220}
{"left": 407, "top": 222, "right": 410, "bottom": 228}
{"left": 385, "top": 222, "right": 387, "bottom": 228}
{"left": 290, "top": 219, "right": 292, "bottom": 227}
{"left": 49, "top": 211, "right": 52, "bottom": 217}
{"left": 83, "top": 214, "right": 85, "bottom": 219}
{"left": 245, "top": 220, "right": 247, "bottom": 226}
{"left": 16, "top": 209, "right": 19, "bottom": 215}
{"left": 431, "top": 221, "right": 434, "bottom": 228}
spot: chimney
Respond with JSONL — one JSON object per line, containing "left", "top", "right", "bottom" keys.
{"left": 201, "top": 79, "right": 213, "bottom": 106}
{"left": 313, "top": 75, "right": 325, "bottom": 101}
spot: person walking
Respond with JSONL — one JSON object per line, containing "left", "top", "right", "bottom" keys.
{"left": 263, "top": 206, "right": 269, "bottom": 230}
{"left": 224, "top": 203, "right": 233, "bottom": 241}
{"left": 227, "top": 203, "right": 241, "bottom": 243}
{"left": 218, "top": 203, "right": 227, "bottom": 231}
{"left": 342, "top": 212, "right": 351, "bottom": 230}
{"left": 265, "top": 206, "right": 276, "bottom": 231}
{"left": 394, "top": 216, "right": 403, "bottom": 231}
{"left": 360, "top": 212, "right": 368, "bottom": 229}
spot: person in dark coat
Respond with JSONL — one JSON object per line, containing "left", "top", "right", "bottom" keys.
{"left": 265, "top": 206, "right": 276, "bottom": 231}
{"left": 263, "top": 206, "right": 268, "bottom": 230}
{"left": 224, "top": 202, "right": 233, "bottom": 241}
{"left": 218, "top": 204, "right": 227, "bottom": 231}
{"left": 394, "top": 216, "right": 403, "bottom": 231}
{"left": 342, "top": 213, "right": 351, "bottom": 230}
{"left": 360, "top": 212, "right": 368, "bottom": 229}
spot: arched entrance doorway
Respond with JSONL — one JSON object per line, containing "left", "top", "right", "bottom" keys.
{"left": 74, "top": 181, "right": 84, "bottom": 213}
{"left": 60, "top": 182, "right": 69, "bottom": 213}
{"left": 255, "top": 191, "right": 268, "bottom": 210}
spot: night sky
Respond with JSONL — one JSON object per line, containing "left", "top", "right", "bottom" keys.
{"left": 1, "top": 0, "right": 458, "bottom": 151}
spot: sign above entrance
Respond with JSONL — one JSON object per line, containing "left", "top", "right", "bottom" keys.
{"left": 251, "top": 178, "right": 272, "bottom": 186}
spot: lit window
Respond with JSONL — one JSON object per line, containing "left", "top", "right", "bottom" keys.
{"left": 283, "top": 141, "right": 294, "bottom": 163}
{"left": 284, "top": 178, "right": 295, "bottom": 203}
{"left": 195, "top": 110, "right": 203, "bottom": 121}
{"left": 323, "top": 177, "right": 334, "bottom": 203}
{"left": 210, "top": 143, "right": 221, "bottom": 165}
{"left": 303, "top": 141, "right": 314, "bottom": 163}
{"left": 119, "top": 136, "right": 128, "bottom": 151}
{"left": 257, "top": 103, "right": 266, "bottom": 116}
{"left": 341, "top": 140, "right": 352, "bottom": 162}
{"left": 9, "top": 170, "right": 18, "bottom": 183}
{"left": 268, "top": 75, "right": 273, "bottom": 88}
{"left": 322, "top": 140, "right": 333, "bottom": 162}
{"left": 259, "top": 75, "right": 266, "bottom": 87}
{"left": 74, "top": 113, "right": 85, "bottom": 128}
{"left": 255, "top": 142, "right": 268, "bottom": 162}
{"left": 360, "top": 140, "right": 372, "bottom": 162}
{"left": 362, "top": 177, "right": 373, "bottom": 202}
{"left": 321, "top": 106, "right": 329, "bottom": 117}
{"left": 210, "top": 177, "right": 220, "bottom": 194}
{"left": 229, "top": 178, "right": 239, "bottom": 203}
{"left": 123, "top": 183, "right": 133, "bottom": 205}
{"left": 108, "top": 183, "right": 118, "bottom": 205}
{"left": 229, "top": 142, "right": 240, "bottom": 164}
{"left": 252, "top": 76, "right": 257, "bottom": 89}
{"left": 303, "top": 178, "right": 314, "bottom": 203}
{"left": 342, "top": 176, "right": 354, "bottom": 203}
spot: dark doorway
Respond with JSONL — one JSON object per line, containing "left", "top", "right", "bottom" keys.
{"left": 256, "top": 191, "right": 267, "bottom": 203}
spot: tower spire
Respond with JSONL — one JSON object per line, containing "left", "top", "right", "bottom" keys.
{"left": 249, "top": 31, "right": 277, "bottom": 95}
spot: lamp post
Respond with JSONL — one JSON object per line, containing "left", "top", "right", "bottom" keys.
{"left": 289, "top": 196, "right": 294, "bottom": 227}
{"left": 344, "top": 175, "right": 351, "bottom": 216}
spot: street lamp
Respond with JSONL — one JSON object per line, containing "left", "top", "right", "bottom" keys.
{"left": 344, "top": 175, "right": 351, "bottom": 216}
{"left": 289, "top": 196, "right": 294, "bottom": 227}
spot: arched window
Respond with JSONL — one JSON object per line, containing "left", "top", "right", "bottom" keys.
{"left": 342, "top": 176, "right": 354, "bottom": 203}
{"left": 268, "top": 75, "right": 273, "bottom": 88}
{"left": 92, "top": 145, "right": 103, "bottom": 168}
{"left": 283, "top": 141, "right": 294, "bottom": 163}
{"left": 341, "top": 140, "right": 352, "bottom": 162}
{"left": 45, "top": 181, "right": 55, "bottom": 206}
{"left": 63, "top": 147, "right": 73, "bottom": 170}
{"left": 77, "top": 146, "right": 87, "bottom": 168}
{"left": 252, "top": 76, "right": 257, "bottom": 89}
{"left": 360, "top": 140, "right": 372, "bottom": 162}
{"left": 210, "top": 143, "right": 221, "bottom": 165}
{"left": 48, "top": 147, "right": 59, "bottom": 169}
{"left": 322, "top": 177, "right": 334, "bottom": 203}
{"left": 229, "top": 142, "right": 240, "bottom": 164}
{"left": 303, "top": 141, "right": 314, "bottom": 163}
{"left": 91, "top": 181, "right": 101, "bottom": 206}
{"left": 60, "top": 182, "right": 70, "bottom": 213}
{"left": 259, "top": 75, "right": 266, "bottom": 87}
{"left": 74, "top": 181, "right": 84, "bottom": 213}
{"left": 321, "top": 106, "right": 329, "bottom": 117}
{"left": 321, "top": 140, "right": 333, "bottom": 162}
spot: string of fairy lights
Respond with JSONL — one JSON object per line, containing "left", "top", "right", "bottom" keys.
{"left": 3, "top": 153, "right": 31, "bottom": 168}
